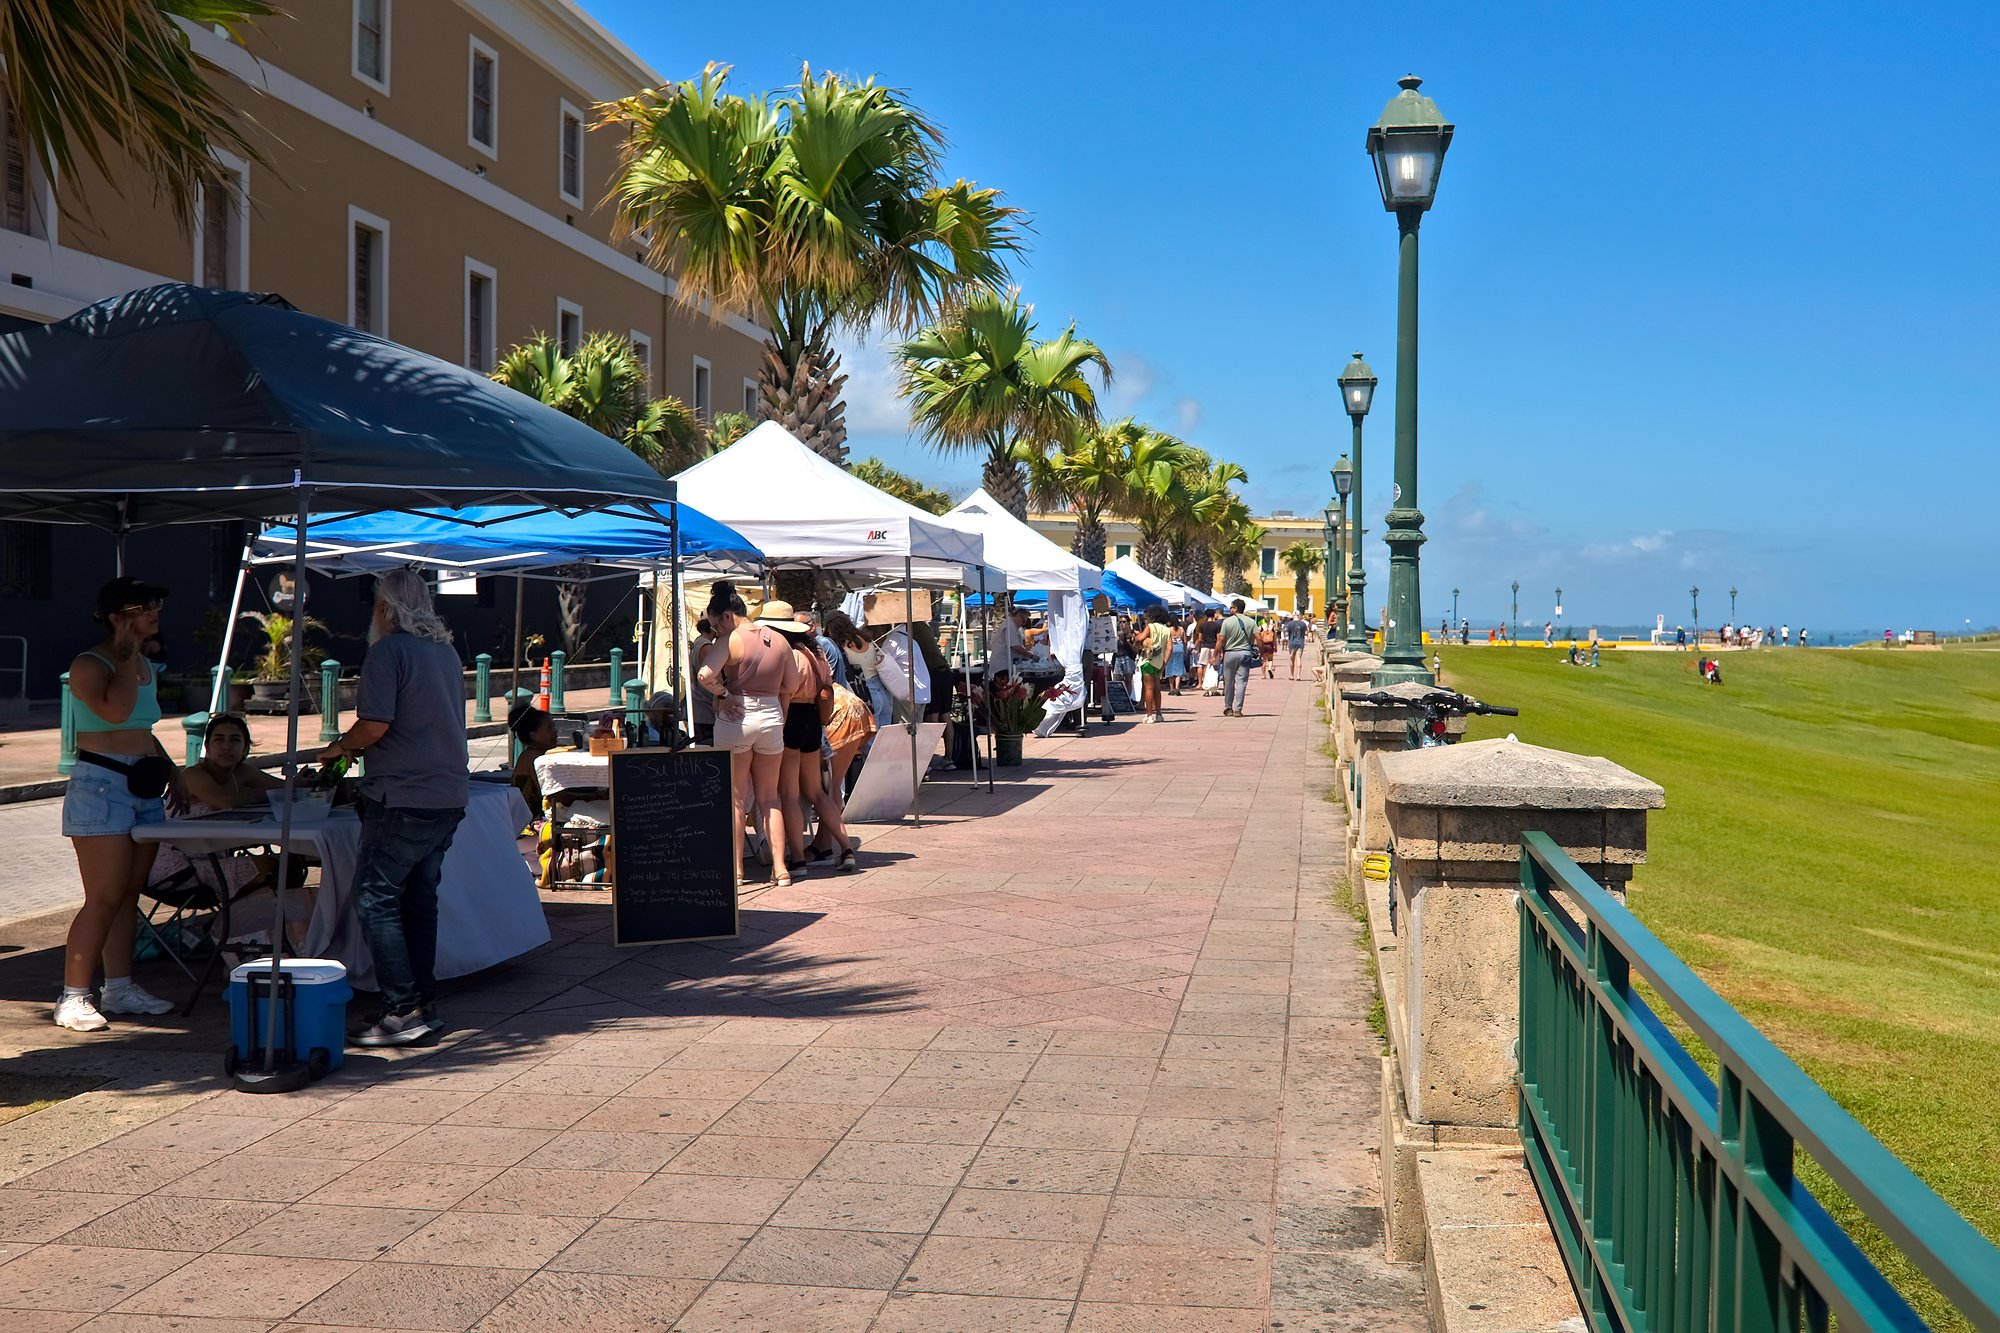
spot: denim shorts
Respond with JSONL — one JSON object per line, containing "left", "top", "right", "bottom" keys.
{"left": 62, "top": 761, "right": 167, "bottom": 838}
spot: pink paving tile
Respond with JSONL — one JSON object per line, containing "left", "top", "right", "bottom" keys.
{"left": 866, "top": 1292, "right": 1073, "bottom": 1333}
{"left": 609, "top": 1174, "right": 798, "bottom": 1225}
{"left": 474, "top": 1270, "right": 703, "bottom": 1333}
{"left": 0, "top": 1244, "right": 196, "bottom": 1311}
{"left": 669, "top": 1281, "right": 884, "bottom": 1333}
{"left": 112, "top": 1253, "right": 355, "bottom": 1320}
{"left": 542, "top": 1217, "right": 756, "bottom": 1279}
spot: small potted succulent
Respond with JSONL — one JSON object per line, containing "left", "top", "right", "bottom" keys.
{"left": 238, "top": 610, "right": 328, "bottom": 708}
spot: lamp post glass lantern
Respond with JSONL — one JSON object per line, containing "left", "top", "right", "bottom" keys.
{"left": 1366, "top": 75, "right": 1453, "bottom": 685}
{"left": 1337, "top": 355, "right": 1376, "bottom": 652}
{"left": 1331, "top": 455, "right": 1352, "bottom": 641}
{"left": 1691, "top": 585, "right": 1701, "bottom": 644}
{"left": 1511, "top": 580, "right": 1519, "bottom": 644}
{"left": 1730, "top": 585, "right": 1738, "bottom": 622}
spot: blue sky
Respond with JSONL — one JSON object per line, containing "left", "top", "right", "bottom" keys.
{"left": 592, "top": 1, "right": 2000, "bottom": 634}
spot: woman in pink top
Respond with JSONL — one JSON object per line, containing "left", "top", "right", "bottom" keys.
{"left": 697, "top": 583, "right": 800, "bottom": 885}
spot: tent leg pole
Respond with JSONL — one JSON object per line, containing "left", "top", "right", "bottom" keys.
{"left": 669, "top": 499, "right": 682, "bottom": 704}
{"left": 212, "top": 550, "right": 250, "bottom": 713}
{"left": 510, "top": 576, "right": 524, "bottom": 704}
{"left": 978, "top": 567, "right": 993, "bottom": 792}
{"left": 960, "top": 584, "right": 976, "bottom": 792}
{"left": 263, "top": 477, "right": 310, "bottom": 1077}
{"left": 905, "top": 558, "right": 920, "bottom": 828}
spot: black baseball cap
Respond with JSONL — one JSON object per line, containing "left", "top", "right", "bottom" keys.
{"left": 94, "top": 576, "right": 169, "bottom": 622}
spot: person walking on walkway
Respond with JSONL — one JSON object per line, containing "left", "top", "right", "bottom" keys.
{"left": 1284, "top": 614, "right": 1308, "bottom": 678}
{"left": 56, "top": 576, "right": 185, "bottom": 1031}
{"left": 1217, "top": 599, "right": 1259, "bottom": 717}
{"left": 1137, "top": 606, "right": 1171, "bottom": 723}
{"left": 1256, "top": 618, "right": 1278, "bottom": 679}
{"left": 321, "top": 567, "right": 469, "bottom": 1047}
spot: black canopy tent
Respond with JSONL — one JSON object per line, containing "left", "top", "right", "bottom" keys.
{"left": 0, "top": 284, "right": 680, "bottom": 1089}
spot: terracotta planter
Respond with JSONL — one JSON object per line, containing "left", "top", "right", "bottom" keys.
{"left": 994, "top": 732, "right": 1024, "bottom": 767}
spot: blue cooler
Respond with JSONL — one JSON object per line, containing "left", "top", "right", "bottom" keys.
{"left": 227, "top": 958, "right": 351, "bottom": 1079}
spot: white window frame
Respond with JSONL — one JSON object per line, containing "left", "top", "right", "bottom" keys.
{"left": 742, "top": 377, "right": 759, "bottom": 419}
{"left": 346, "top": 205, "right": 390, "bottom": 334}
{"left": 557, "top": 100, "right": 584, "bottom": 207}
{"left": 1263, "top": 595, "right": 1278, "bottom": 610}
{"left": 690, "top": 355, "right": 712, "bottom": 419}
{"left": 191, "top": 149, "right": 250, "bottom": 290}
{"left": 625, "top": 330, "right": 653, "bottom": 389}
{"left": 555, "top": 298, "right": 582, "bottom": 356}
{"left": 466, "top": 37, "right": 498, "bottom": 158}
{"left": 351, "top": 0, "right": 391, "bottom": 96}
{"left": 1113, "top": 543, "right": 1133, "bottom": 561}
{"left": 464, "top": 257, "right": 497, "bottom": 372}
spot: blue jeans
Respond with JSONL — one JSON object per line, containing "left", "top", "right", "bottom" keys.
{"left": 864, "top": 676, "right": 893, "bottom": 728}
{"left": 355, "top": 804, "right": 463, "bottom": 1014}
{"left": 1221, "top": 650, "right": 1254, "bottom": 712}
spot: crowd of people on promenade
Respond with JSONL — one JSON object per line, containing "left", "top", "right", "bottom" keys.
{"left": 1103, "top": 597, "right": 1312, "bottom": 722}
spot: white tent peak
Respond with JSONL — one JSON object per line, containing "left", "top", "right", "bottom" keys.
{"left": 944, "top": 488, "right": 1101, "bottom": 594}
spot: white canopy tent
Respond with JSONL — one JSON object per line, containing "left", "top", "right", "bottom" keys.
{"left": 1106, "top": 556, "right": 1185, "bottom": 607}
{"left": 674, "top": 423, "right": 986, "bottom": 580}
{"left": 1166, "top": 581, "right": 1224, "bottom": 610}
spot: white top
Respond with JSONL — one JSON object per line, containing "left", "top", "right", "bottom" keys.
{"left": 994, "top": 618, "right": 1029, "bottom": 663}
{"left": 876, "top": 629, "right": 931, "bottom": 707}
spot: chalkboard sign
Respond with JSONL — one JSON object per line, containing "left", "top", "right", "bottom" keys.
{"left": 608, "top": 747, "right": 738, "bottom": 946}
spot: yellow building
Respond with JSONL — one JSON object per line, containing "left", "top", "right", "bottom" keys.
{"left": 0, "top": 0, "right": 765, "bottom": 400}
{"left": 1026, "top": 510, "right": 1343, "bottom": 614}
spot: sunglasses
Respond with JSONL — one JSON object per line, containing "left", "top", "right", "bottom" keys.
{"left": 115, "top": 599, "right": 165, "bottom": 613}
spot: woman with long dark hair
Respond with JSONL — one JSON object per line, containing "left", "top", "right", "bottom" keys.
{"left": 696, "top": 583, "right": 799, "bottom": 885}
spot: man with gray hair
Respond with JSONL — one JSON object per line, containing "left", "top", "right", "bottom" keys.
{"left": 319, "top": 567, "right": 468, "bottom": 1047}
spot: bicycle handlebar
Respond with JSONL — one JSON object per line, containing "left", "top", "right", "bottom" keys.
{"left": 1339, "top": 688, "right": 1518, "bottom": 718}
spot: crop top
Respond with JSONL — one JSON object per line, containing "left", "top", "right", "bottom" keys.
{"left": 72, "top": 651, "right": 162, "bottom": 734}
{"left": 725, "top": 627, "right": 789, "bottom": 696}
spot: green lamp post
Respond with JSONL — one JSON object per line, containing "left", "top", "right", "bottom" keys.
{"left": 1332, "top": 453, "right": 1354, "bottom": 642}
{"left": 1555, "top": 587, "right": 1563, "bottom": 639}
{"left": 1451, "top": 587, "right": 1459, "bottom": 627}
{"left": 1337, "top": 354, "right": 1377, "bottom": 652}
{"left": 1729, "top": 585, "right": 1738, "bottom": 623}
{"left": 1365, "top": 75, "right": 1453, "bottom": 685}
{"left": 1322, "top": 507, "right": 1339, "bottom": 635}
{"left": 1511, "top": 580, "right": 1519, "bottom": 644}
{"left": 1691, "top": 585, "right": 1701, "bottom": 645}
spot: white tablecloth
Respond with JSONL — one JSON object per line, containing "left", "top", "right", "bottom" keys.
{"left": 132, "top": 783, "right": 548, "bottom": 992}
{"left": 533, "top": 751, "right": 612, "bottom": 798}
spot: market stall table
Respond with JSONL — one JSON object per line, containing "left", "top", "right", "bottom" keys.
{"left": 132, "top": 782, "right": 545, "bottom": 995}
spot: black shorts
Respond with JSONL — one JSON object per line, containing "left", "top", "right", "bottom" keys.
{"left": 784, "top": 701, "right": 823, "bottom": 753}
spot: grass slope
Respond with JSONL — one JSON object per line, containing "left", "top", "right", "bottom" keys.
{"left": 1437, "top": 645, "right": 2000, "bottom": 1326}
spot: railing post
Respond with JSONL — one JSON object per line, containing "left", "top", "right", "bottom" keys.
{"left": 58, "top": 671, "right": 77, "bottom": 774}
{"left": 549, "top": 650, "right": 566, "bottom": 713}
{"left": 318, "top": 658, "right": 341, "bottom": 743}
{"left": 182, "top": 710, "right": 208, "bottom": 768}
{"left": 473, "top": 653, "right": 493, "bottom": 723}
{"left": 623, "top": 679, "right": 646, "bottom": 736}
{"left": 607, "top": 647, "right": 623, "bottom": 708}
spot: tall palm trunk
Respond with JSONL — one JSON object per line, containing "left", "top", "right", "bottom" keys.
{"left": 982, "top": 441, "right": 1029, "bottom": 521}
{"left": 1176, "top": 539, "right": 1212, "bottom": 590}
{"left": 1136, "top": 531, "right": 1171, "bottom": 576}
{"left": 1072, "top": 510, "right": 1106, "bottom": 569}
{"left": 1219, "top": 554, "right": 1251, "bottom": 596}
{"left": 759, "top": 326, "right": 849, "bottom": 464}
{"left": 556, "top": 565, "right": 589, "bottom": 656}
{"left": 1294, "top": 572, "right": 1311, "bottom": 614}
{"left": 1165, "top": 537, "right": 1191, "bottom": 586}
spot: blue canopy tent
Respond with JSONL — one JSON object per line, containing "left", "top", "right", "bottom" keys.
{"left": 967, "top": 568, "right": 1161, "bottom": 613}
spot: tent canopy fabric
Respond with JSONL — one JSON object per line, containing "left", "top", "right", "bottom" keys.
{"left": 252, "top": 501, "right": 764, "bottom": 579}
{"left": 1165, "top": 581, "right": 1224, "bottom": 610}
{"left": 0, "top": 285, "right": 677, "bottom": 529}
{"left": 672, "top": 422, "right": 984, "bottom": 577}
{"left": 944, "top": 488, "right": 1101, "bottom": 594}
{"left": 1104, "top": 556, "right": 1184, "bottom": 607}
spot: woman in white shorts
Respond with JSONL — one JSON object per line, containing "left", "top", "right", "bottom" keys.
{"left": 697, "top": 583, "right": 799, "bottom": 885}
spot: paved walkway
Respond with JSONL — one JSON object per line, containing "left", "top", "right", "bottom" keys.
{"left": 0, "top": 672, "right": 1423, "bottom": 1331}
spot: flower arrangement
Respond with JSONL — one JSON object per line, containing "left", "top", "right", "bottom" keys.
{"left": 987, "top": 677, "right": 1043, "bottom": 736}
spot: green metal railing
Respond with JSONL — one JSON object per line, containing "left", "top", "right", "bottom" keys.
{"left": 1516, "top": 831, "right": 2000, "bottom": 1332}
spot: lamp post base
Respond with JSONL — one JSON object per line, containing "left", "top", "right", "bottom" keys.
{"left": 1369, "top": 661, "right": 1435, "bottom": 688}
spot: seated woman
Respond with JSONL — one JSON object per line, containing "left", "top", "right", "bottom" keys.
{"left": 509, "top": 704, "right": 558, "bottom": 815}
{"left": 148, "top": 714, "right": 280, "bottom": 900}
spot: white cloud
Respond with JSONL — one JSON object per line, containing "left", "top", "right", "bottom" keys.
{"left": 1102, "top": 352, "right": 1156, "bottom": 414}
{"left": 1175, "top": 397, "right": 1203, "bottom": 432}
{"left": 1582, "top": 529, "right": 1678, "bottom": 562}
{"left": 830, "top": 330, "right": 909, "bottom": 436}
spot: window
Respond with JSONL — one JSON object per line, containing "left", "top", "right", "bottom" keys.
{"left": 195, "top": 157, "right": 248, "bottom": 290}
{"left": 558, "top": 101, "right": 583, "bottom": 205}
{"left": 743, "top": 378, "right": 759, "bottom": 419}
{"left": 691, "top": 356, "right": 712, "bottom": 419}
{"left": 467, "top": 40, "right": 497, "bottom": 155}
{"left": 1259, "top": 547, "right": 1276, "bottom": 578}
{"left": 464, "top": 259, "right": 496, "bottom": 371}
{"left": 1113, "top": 543, "right": 1132, "bottom": 561}
{"left": 352, "top": 0, "right": 390, "bottom": 93}
{"left": 1263, "top": 595, "right": 1277, "bottom": 610}
{"left": 2, "top": 94, "right": 31, "bottom": 236}
{"left": 347, "top": 206, "right": 389, "bottom": 334}
{"left": 0, "top": 521, "right": 52, "bottom": 600}
{"left": 555, "top": 299, "right": 582, "bottom": 356}
{"left": 627, "top": 332, "right": 652, "bottom": 388}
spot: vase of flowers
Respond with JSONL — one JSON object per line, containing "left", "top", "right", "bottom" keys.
{"left": 988, "top": 678, "right": 1041, "bottom": 767}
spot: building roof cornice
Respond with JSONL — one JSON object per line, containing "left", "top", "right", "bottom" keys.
{"left": 460, "top": 0, "right": 666, "bottom": 102}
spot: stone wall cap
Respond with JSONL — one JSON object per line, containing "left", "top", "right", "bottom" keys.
{"left": 1376, "top": 737, "right": 1665, "bottom": 810}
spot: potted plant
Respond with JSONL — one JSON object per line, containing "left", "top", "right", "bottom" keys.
{"left": 987, "top": 678, "right": 1041, "bottom": 767}
{"left": 238, "top": 610, "right": 328, "bottom": 708}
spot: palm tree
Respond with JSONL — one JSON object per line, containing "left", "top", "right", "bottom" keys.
{"left": 897, "top": 288, "right": 1110, "bottom": 519}
{"left": 492, "top": 331, "right": 701, "bottom": 653}
{"left": 1017, "top": 418, "right": 1143, "bottom": 568}
{"left": 1176, "top": 460, "right": 1248, "bottom": 589}
{"left": 1215, "top": 517, "right": 1265, "bottom": 596}
{"left": 1114, "top": 427, "right": 1196, "bottom": 575}
{"left": 0, "top": 0, "right": 273, "bottom": 229}
{"left": 603, "top": 64, "right": 1024, "bottom": 463}
{"left": 1280, "top": 540, "right": 1325, "bottom": 614}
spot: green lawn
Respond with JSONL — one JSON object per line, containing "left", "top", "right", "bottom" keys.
{"left": 1436, "top": 644, "right": 2000, "bottom": 1327}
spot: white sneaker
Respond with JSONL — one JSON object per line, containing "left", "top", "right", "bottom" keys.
{"left": 54, "top": 994, "right": 110, "bottom": 1031}
{"left": 99, "top": 983, "right": 175, "bottom": 1016}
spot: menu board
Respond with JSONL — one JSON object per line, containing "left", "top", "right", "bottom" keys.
{"left": 608, "top": 747, "right": 738, "bottom": 946}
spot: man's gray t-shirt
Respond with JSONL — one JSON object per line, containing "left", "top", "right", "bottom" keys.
{"left": 1284, "top": 619, "right": 1307, "bottom": 649}
{"left": 1219, "top": 613, "right": 1258, "bottom": 652}
{"left": 356, "top": 631, "right": 469, "bottom": 809}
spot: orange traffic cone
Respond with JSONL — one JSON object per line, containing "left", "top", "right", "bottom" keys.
{"left": 534, "top": 657, "right": 551, "bottom": 712}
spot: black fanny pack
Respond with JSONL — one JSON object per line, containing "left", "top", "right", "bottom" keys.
{"left": 77, "top": 750, "right": 176, "bottom": 799}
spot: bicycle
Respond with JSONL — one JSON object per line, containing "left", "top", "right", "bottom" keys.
{"left": 1340, "top": 687, "right": 1518, "bottom": 748}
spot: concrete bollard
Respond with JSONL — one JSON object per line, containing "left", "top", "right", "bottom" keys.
{"left": 549, "top": 651, "right": 567, "bottom": 713}
{"left": 318, "top": 659, "right": 342, "bottom": 742}
{"left": 473, "top": 653, "right": 493, "bottom": 723}
{"left": 59, "top": 672, "right": 76, "bottom": 774}
{"left": 607, "top": 648, "right": 624, "bottom": 708}
{"left": 183, "top": 711, "right": 209, "bottom": 767}
{"left": 1345, "top": 680, "right": 1459, "bottom": 881}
